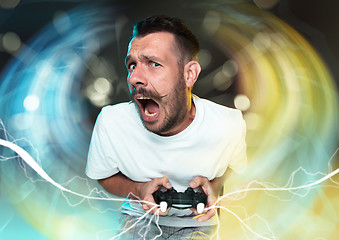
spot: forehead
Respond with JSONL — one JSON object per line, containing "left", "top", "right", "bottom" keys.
{"left": 127, "top": 32, "right": 177, "bottom": 59}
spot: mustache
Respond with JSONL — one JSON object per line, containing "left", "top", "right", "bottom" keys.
{"left": 130, "top": 88, "right": 167, "bottom": 102}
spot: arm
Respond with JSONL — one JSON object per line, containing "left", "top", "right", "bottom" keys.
{"left": 98, "top": 172, "right": 172, "bottom": 215}
{"left": 98, "top": 172, "right": 143, "bottom": 199}
{"left": 189, "top": 170, "right": 229, "bottom": 222}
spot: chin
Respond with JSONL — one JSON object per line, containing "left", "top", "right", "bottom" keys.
{"left": 145, "top": 123, "right": 168, "bottom": 136}
{"left": 145, "top": 124, "right": 161, "bottom": 134}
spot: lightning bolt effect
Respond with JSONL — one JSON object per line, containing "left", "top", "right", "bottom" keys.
{"left": 0, "top": 1, "right": 338, "bottom": 240}
{"left": 1, "top": 125, "right": 339, "bottom": 240}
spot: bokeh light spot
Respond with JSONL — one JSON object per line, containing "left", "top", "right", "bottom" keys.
{"left": 222, "top": 60, "right": 238, "bottom": 78}
{"left": 94, "top": 77, "right": 112, "bottom": 95}
{"left": 253, "top": 32, "right": 272, "bottom": 52}
{"left": 253, "top": 0, "right": 280, "bottom": 9}
{"left": 23, "top": 95, "right": 40, "bottom": 112}
{"left": 0, "top": 0, "right": 20, "bottom": 9}
{"left": 199, "top": 49, "right": 212, "bottom": 69}
{"left": 86, "top": 78, "right": 112, "bottom": 107}
{"left": 244, "top": 112, "right": 262, "bottom": 131}
{"left": 213, "top": 71, "right": 232, "bottom": 91}
{"left": 202, "top": 10, "right": 221, "bottom": 35}
{"left": 53, "top": 11, "right": 71, "bottom": 34}
{"left": 2, "top": 32, "right": 21, "bottom": 52}
{"left": 11, "top": 113, "right": 33, "bottom": 131}
{"left": 234, "top": 94, "right": 251, "bottom": 111}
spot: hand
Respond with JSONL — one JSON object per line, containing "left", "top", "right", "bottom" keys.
{"left": 189, "top": 176, "right": 218, "bottom": 222}
{"left": 137, "top": 176, "right": 172, "bottom": 215}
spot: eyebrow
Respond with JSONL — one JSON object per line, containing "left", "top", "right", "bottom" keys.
{"left": 125, "top": 54, "right": 162, "bottom": 66}
{"left": 140, "top": 54, "right": 162, "bottom": 63}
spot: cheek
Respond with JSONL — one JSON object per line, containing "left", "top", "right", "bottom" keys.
{"left": 159, "top": 73, "right": 179, "bottom": 90}
{"left": 149, "top": 69, "right": 180, "bottom": 96}
{"left": 127, "top": 80, "right": 133, "bottom": 92}
{"left": 149, "top": 76, "right": 166, "bottom": 92}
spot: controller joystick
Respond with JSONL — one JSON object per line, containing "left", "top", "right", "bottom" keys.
{"left": 152, "top": 187, "right": 207, "bottom": 214}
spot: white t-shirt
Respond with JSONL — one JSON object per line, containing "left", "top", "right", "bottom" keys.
{"left": 86, "top": 96, "right": 247, "bottom": 227}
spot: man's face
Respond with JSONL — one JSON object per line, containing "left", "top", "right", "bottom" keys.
{"left": 125, "top": 32, "right": 190, "bottom": 136}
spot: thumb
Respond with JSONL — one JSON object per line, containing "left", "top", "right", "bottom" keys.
{"left": 156, "top": 176, "right": 172, "bottom": 189}
{"left": 162, "top": 176, "right": 172, "bottom": 189}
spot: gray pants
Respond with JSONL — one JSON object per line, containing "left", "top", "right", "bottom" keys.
{"left": 118, "top": 214, "right": 215, "bottom": 240}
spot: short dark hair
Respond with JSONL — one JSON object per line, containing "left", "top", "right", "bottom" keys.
{"left": 131, "top": 15, "right": 200, "bottom": 64}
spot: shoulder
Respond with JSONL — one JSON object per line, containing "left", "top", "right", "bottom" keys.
{"left": 101, "top": 101, "right": 134, "bottom": 113}
{"left": 194, "top": 96, "right": 245, "bottom": 137}
{"left": 100, "top": 102, "right": 134, "bottom": 118}
{"left": 96, "top": 102, "right": 137, "bottom": 127}
{"left": 195, "top": 96, "right": 243, "bottom": 120}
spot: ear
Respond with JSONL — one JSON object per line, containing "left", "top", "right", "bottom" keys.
{"left": 184, "top": 61, "right": 201, "bottom": 88}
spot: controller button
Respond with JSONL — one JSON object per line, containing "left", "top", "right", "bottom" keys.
{"left": 196, "top": 203, "right": 205, "bottom": 214}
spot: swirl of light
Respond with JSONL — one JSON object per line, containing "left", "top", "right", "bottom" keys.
{"left": 0, "top": 1, "right": 338, "bottom": 240}
{"left": 0, "top": 5, "right": 123, "bottom": 240}
{"left": 197, "top": 3, "right": 339, "bottom": 240}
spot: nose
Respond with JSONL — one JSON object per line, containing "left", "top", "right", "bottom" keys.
{"left": 128, "top": 65, "right": 147, "bottom": 90}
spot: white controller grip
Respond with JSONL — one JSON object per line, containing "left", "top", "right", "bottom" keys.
{"left": 160, "top": 201, "right": 168, "bottom": 213}
{"left": 196, "top": 202, "right": 205, "bottom": 214}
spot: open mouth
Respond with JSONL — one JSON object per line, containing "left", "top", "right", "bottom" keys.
{"left": 136, "top": 96, "right": 160, "bottom": 120}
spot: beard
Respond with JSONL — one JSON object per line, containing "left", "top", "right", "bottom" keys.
{"left": 151, "top": 83, "right": 188, "bottom": 135}
{"left": 130, "top": 73, "right": 189, "bottom": 135}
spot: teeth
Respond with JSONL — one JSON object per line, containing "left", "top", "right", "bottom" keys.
{"left": 137, "top": 96, "right": 151, "bottom": 100}
{"left": 136, "top": 96, "right": 157, "bottom": 117}
{"left": 145, "top": 108, "right": 157, "bottom": 117}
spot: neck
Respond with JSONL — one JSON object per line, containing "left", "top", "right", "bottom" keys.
{"left": 158, "top": 95, "right": 196, "bottom": 137}
{"left": 187, "top": 95, "right": 196, "bottom": 122}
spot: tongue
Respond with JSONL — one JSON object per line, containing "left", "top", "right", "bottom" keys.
{"left": 145, "top": 100, "right": 159, "bottom": 114}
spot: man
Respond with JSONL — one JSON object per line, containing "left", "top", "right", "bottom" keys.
{"left": 86, "top": 15, "right": 247, "bottom": 239}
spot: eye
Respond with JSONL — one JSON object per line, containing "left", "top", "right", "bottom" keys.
{"left": 150, "top": 61, "right": 161, "bottom": 67}
{"left": 128, "top": 63, "right": 136, "bottom": 71}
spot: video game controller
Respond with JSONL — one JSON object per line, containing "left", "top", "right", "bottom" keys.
{"left": 152, "top": 187, "right": 207, "bottom": 214}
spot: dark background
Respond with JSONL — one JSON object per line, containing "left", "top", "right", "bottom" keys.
{"left": 1, "top": 0, "right": 338, "bottom": 85}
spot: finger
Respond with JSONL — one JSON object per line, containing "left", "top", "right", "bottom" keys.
{"left": 190, "top": 207, "right": 198, "bottom": 215}
{"left": 151, "top": 204, "right": 171, "bottom": 216}
{"left": 151, "top": 176, "right": 171, "bottom": 190}
{"left": 189, "top": 177, "right": 201, "bottom": 188}
{"left": 157, "top": 206, "right": 171, "bottom": 216}
{"left": 153, "top": 208, "right": 161, "bottom": 215}
{"left": 144, "top": 195, "right": 156, "bottom": 205}
{"left": 146, "top": 204, "right": 162, "bottom": 215}
{"left": 197, "top": 209, "right": 216, "bottom": 222}
{"left": 189, "top": 176, "right": 208, "bottom": 189}
{"left": 142, "top": 204, "right": 151, "bottom": 212}
{"left": 158, "top": 176, "right": 172, "bottom": 189}
{"left": 142, "top": 196, "right": 159, "bottom": 213}
{"left": 151, "top": 207, "right": 160, "bottom": 215}
{"left": 207, "top": 195, "right": 216, "bottom": 206}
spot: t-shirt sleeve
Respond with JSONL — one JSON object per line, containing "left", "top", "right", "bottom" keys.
{"left": 85, "top": 109, "right": 120, "bottom": 179}
{"left": 227, "top": 114, "right": 247, "bottom": 173}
